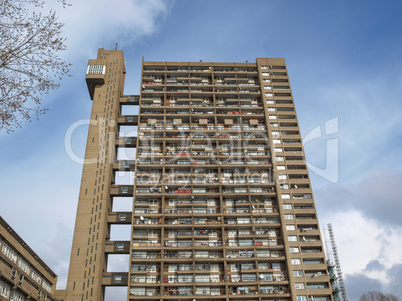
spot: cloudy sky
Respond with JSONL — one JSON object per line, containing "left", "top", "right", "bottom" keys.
{"left": 1, "top": 0, "right": 402, "bottom": 300}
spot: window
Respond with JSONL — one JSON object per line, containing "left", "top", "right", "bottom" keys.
{"left": 286, "top": 225, "right": 296, "bottom": 231}
{"left": 278, "top": 174, "right": 287, "bottom": 180}
{"left": 295, "top": 282, "right": 305, "bottom": 289}
{"left": 0, "top": 279, "right": 11, "bottom": 298}
{"left": 273, "top": 139, "right": 281, "bottom": 144}
{"left": 290, "top": 247, "right": 300, "bottom": 253}
{"left": 304, "top": 259, "right": 323, "bottom": 264}
{"left": 87, "top": 65, "right": 106, "bottom": 75}
{"left": 196, "top": 287, "right": 210, "bottom": 295}
{"left": 284, "top": 214, "right": 293, "bottom": 220}
{"left": 148, "top": 230, "right": 157, "bottom": 238}
{"left": 42, "top": 279, "right": 52, "bottom": 293}
{"left": 277, "top": 165, "right": 285, "bottom": 170}
{"left": 17, "top": 257, "right": 31, "bottom": 274}
{"left": 31, "top": 268, "right": 41, "bottom": 284}
{"left": 262, "top": 72, "right": 269, "bottom": 76}
{"left": 282, "top": 194, "right": 291, "bottom": 200}
{"left": 293, "top": 270, "right": 303, "bottom": 277}
{"left": 276, "top": 156, "right": 284, "bottom": 161}
{"left": 178, "top": 274, "right": 193, "bottom": 283}
{"left": 168, "top": 275, "right": 177, "bottom": 283}
{"left": 307, "top": 283, "right": 328, "bottom": 289}
{"left": 264, "top": 85, "right": 272, "bottom": 90}
{"left": 309, "top": 297, "right": 330, "bottom": 301}
{"left": 291, "top": 258, "right": 301, "bottom": 265}
{"left": 288, "top": 236, "right": 297, "bottom": 241}
{"left": 242, "top": 273, "right": 257, "bottom": 282}
{"left": 269, "top": 115, "right": 277, "bottom": 119}
{"left": 297, "top": 296, "right": 307, "bottom": 301}
{"left": 10, "top": 290, "right": 25, "bottom": 301}
{"left": 283, "top": 204, "right": 292, "bottom": 209}
{"left": 1, "top": 242, "right": 17, "bottom": 263}
{"left": 261, "top": 66, "right": 268, "bottom": 70}
{"left": 256, "top": 249, "right": 270, "bottom": 257}
{"left": 274, "top": 147, "right": 282, "bottom": 152}
{"left": 130, "top": 287, "right": 145, "bottom": 296}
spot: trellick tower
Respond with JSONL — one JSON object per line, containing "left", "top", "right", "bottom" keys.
{"left": 63, "top": 48, "right": 333, "bottom": 301}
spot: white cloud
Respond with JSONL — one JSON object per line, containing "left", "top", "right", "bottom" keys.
{"left": 44, "top": 0, "right": 170, "bottom": 60}
{"left": 321, "top": 209, "right": 402, "bottom": 299}
{"left": 0, "top": 0, "right": 171, "bottom": 290}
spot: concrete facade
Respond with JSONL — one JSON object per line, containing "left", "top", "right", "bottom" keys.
{"left": 0, "top": 217, "right": 58, "bottom": 301}
{"left": 64, "top": 49, "right": 333, "bottom": 301}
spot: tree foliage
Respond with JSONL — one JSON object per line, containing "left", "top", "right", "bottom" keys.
{"left": 0, "top": 0, "right": 70, "bottom": 132}
{"left": 359, "top": 291, "right": 400, "bottom": 301}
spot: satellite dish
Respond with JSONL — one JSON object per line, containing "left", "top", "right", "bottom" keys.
{"left": 165, "top": 186, "right": 169, "bottom": 190}
{"left": 140, "top": 216, "right": 144, "bottom": 221}
{"left": 260, "top": 274, "right": 264, "bottom": 278}
{"left": 191, "top": 195, "right": 195, "bottom": 199}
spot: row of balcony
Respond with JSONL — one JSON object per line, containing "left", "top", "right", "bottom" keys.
{"left": 129, "top": 285, "right": 290, "bottom": 297}
{"left": 135, "top": 159, "right": 272, "bottom": 166}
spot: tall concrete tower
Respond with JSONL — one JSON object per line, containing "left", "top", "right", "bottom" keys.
{"left": 64, "top": 49, "right": 333, "bottom": 301}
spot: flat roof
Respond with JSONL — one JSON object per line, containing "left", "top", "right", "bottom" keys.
{"left": 0, "top": 216, "right": 57, "bottom": 278}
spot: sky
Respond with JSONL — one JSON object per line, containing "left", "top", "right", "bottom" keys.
{"left": 1, "top": 0, "right": 402, "bottom": 300}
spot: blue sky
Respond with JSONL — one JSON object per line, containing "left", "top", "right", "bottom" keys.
{"left": 1, "top": 0, "right": 402, "bottom": 300}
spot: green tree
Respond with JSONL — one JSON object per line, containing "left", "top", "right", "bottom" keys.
{"left": 0, "top": 0, "right": 70, "bottom": 132}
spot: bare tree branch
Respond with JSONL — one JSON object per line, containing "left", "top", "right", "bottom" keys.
{"left": 360, "top": 291, "right": 401, "bottom": 301}
{"left": 0, "top": 0, "right": 71, "bottom": 132}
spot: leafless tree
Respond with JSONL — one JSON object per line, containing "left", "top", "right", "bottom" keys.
{"left": 0, "top": 0, "right": 70, "bottom": 132}
{"left": 359, "top": 291, "right": 400, "bottom": 301}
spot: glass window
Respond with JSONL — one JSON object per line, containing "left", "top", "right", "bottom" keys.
{"left": 283, "top": 204, "right": 292, "bottom": 209}
{"left": 297, "top": 296, "right": 307, "bottom": 301}
{"left": 291, "top": 258, "right": 301, "bottom": 265}
{"left": 286, "top": 225, "right": 296, "bottom": 230}
{"left": 0, "top": 279, "right": 11, "bottom": 299}
{"left": 290, "top": 247, "right": 300, "bottom": 253}
{"left": 295, "top": 282, "right": 305, "bottom": 289}
{"left": 293, "top": 270, "right": 303, "bottom": 277}
{"left": 1, "top": 243, "right": 17, "bottom": 263}
{"left": 284, "top": 214, "right": 293, "bottom": 220}
{"left": 288, "top": 236, "right": 297, "bottom": 241}
{"left": 17, "top": 257, "right": 31, "bottom": 274}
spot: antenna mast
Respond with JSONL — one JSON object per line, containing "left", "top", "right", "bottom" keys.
{"left": 327, "top": 223, "right": 348, "bottom": 301}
